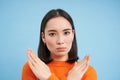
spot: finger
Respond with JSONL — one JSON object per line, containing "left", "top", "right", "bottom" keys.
{"left": 78, "top": 55, "right": 90, "bottom": 72}
{"left": 28, "top": 58, "right": 35, "bottom": 69}
{"left": 79, "top": 62, "right": 89, "bottom": 78}
{"left": 81, "top": 62, "right": 89, "bottom": 74}
{"left": 85, "top": 54, "right": 91, "bottom": 61}
{"left": 82, "top": 55, "right": 91, "bottom": 62}
{"left": 27, "top": 50, "right": 37, "bottom": 67}
{"left": 30, "top": 49, "right": 44, "bottom": 64}
{"left": 27, "top": 48, "right": 37, "bottom": 62}
{"left": 27, "top": 48, "right": 35, "bottom": 62}
{"left": 80, "top": 55, "right": 90, "bottom": 67}
{"left": 27, "top": 48, "right": 42, "bottom": 65}
{"left": 74, "top": 55, "right": 90, "bottom": 71}
{"left": 27, "top": 50, "right": 37, "bottom": 73}
{"left": 77, "top": 55, "right": 90, "bottom": 67}
{"left": 27, "top": 48, "right": 48, "bottom": 69}
{"left": 27, "top": 59, "right": 38, "bottom": 77}
{"left": 80, "top": 61, "right": 89, "bottom": 72}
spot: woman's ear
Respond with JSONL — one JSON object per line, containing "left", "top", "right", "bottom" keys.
{"left": 41, "top": 32, "right": 46, "bottom": 43}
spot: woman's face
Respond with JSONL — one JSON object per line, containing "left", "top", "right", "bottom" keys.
{"left": 42, "top": 17, "right": 74, "bottom": 61}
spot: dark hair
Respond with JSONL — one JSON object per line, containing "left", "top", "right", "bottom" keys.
{"left": 38, "top": 9, "right": 78, "bottom": 64}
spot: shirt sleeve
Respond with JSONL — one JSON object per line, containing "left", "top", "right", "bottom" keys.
{"left": 82, "top": 66, "right": 97, "bottom": 80}
{"left": 22, "top": 62, "right": 61, "bottom": 80}
{"left": 22, "top": 62, "right": 38, "bottom": 80}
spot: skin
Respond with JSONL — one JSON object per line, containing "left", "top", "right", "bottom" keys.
{"left": 27, "top": 17, "right": 90, "bottom": 80}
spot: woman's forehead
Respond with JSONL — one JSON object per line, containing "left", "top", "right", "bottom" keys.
{"left": 45, "top": 17, "right": 72, "bottom": 31}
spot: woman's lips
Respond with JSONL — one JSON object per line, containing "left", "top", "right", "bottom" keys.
{"left": 56, "top": 47, "right": 66, "bottom": 52}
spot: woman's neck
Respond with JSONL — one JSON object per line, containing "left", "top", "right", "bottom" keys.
{"left": 51, "top": 54, "right": 68, "bottom": 61}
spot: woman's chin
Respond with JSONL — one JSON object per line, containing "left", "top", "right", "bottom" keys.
{"left": 52, "top": 52, "right": 68, "bottom": 60}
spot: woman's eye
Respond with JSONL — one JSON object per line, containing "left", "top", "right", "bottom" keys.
{"left": 64, "top": 31, "right": 70, "bottom": 35}
{"left": 49, "top": 33, "right": 56, "bottom": 37}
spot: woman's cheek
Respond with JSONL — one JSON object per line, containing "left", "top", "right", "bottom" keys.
{"left": 46, "top": 38, "right": 56, "bottom": 49}
{"left": 66, "top": 36, "right": 73, "bottom": 44}
{"left": 65, "top": 37, "right": 74, "bottom": 49}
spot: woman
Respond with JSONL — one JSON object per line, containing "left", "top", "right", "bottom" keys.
{"left": 22, "top": 9, "right": 97, "bottom": 80}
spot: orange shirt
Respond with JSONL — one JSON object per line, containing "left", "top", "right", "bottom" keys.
{"left": 22, "top": 61, "right": 97, "bottom": 80}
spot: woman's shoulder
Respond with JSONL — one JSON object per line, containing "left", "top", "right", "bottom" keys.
{"left": 22, "top": 62, "right": 32, "bottom": 75}
{"left": 83, "top": 65, "right": 97, "bottom": 80}
{"left": 87, "top": 65, "right": 97, "bottom": 75}
{"left": 88, "top": 65, "right": 96, "bottom": 72}
{"left": 22, "top": 62, "right": 35, "bottom": 74}
{"left": 22, "top": 62, "right": 38, "bottom": 80}
{"left": 22, "top": 62, "right": 30, "bottom": 71}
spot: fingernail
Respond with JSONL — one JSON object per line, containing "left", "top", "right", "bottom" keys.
{"left": 86, "top": 54, "right": 91, "bottom": 60}
{"left": 27, "top": 48, "right": 32, "bottom": 54}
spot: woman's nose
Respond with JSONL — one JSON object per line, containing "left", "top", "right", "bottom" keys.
{"left": 56, "top": 36, "right": 64, "bottom": 45}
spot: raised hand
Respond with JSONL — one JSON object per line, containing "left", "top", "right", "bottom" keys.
{"left": 67, "top": 55, "right": 91, "bottom": 80}
{"left": 27, "top": 48, "right": 51, "bottom": 80}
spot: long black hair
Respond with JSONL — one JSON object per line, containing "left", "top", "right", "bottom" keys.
{"left": 38, "top": 9, "right": 78, "bottom": 64}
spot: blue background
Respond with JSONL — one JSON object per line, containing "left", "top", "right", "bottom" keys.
{"left": 0, "top": 0, "right": 120, "bottom": 80}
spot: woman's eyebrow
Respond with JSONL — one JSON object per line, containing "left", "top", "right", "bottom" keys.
{"left": 47, "top": 28, "right": 72, "bottom": 32}
{"left": 47, "top": 30, "right": 57, "bottom": 32}
{"left": 63, "top": 28, "right": 72, "bottom": 31}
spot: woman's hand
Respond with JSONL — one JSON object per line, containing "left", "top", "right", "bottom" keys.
{"left": 67, "top": 55, "right": 91, "bottom": 80}
{"left": 27, "top": 48, "right": 51, "bottom": 80}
